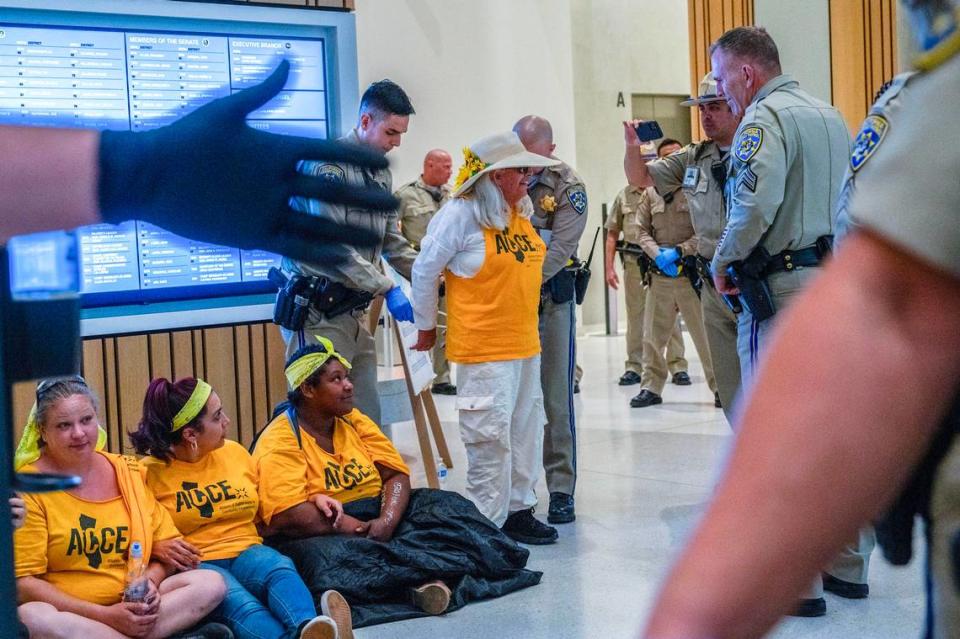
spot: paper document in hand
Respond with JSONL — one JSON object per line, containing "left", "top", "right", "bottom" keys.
{"left": 384, "top": 260, "right": 435, "bottom": 394}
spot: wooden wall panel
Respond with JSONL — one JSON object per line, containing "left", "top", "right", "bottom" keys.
{"left": 202, "top": 327, "right": 240, "bottom": 443}
{"left": 687, "top": 0, "right": 755, "bottom": 139}
{"left": 12, "top": 322, "right": 292, "bottom": 456}
{"left": 830, "top": 0, "right": 898, "bottom": 133}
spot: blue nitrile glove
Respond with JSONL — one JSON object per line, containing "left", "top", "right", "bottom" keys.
{"left": 655, "top": 247, "right": 680, "bottom": 277}
{"left": 385, "top": 286, "right": 414, "bottom": 323}
{"left": 98, "top": 60, "right": 398, "bottom": 265}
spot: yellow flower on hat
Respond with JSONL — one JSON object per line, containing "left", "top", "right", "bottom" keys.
{"left": 540, "top": 194, "right": 557, "bottom": 213}
{"left": 453, "top": 147, "right": 488, "bottom": 192}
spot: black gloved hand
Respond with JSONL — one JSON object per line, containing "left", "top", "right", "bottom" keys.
{"left": 98, "top": 60, "right": 397, "bottom": 264}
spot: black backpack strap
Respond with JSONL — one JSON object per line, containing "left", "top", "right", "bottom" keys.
{"left": 285, "top": 404, "right": 303, "bottom": 449}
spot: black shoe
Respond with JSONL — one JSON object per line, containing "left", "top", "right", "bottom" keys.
{"left": 630, "top": 389, "right": 662, "bottom": 408}
{"left": 547, "top": 492, "right": 576, "bottom": 524}
{"left": 823, "top": 573, "right": 869, "bottom": 599}
{"left": 618, "top": 371, "right": 642, "bottom": 386}
{"left": 671, "top": 371, "right": 692, "bottom": 385}
{"left": 789, "top": 598, "right": 826, "bottom": 617}
{"left": 168, "top": 622, "right": 235, "bottom": 639}
{"left": 714, "top": 392, "right": 722, "bottom": 408}
{"left": 573, "top": 380, "right": 581, "bottom": 394}
{"left": 431, "top": 382, "right": 457, "bottom": 395}
{"left": 501, "top": 508, "right": 558, "bottom": 544}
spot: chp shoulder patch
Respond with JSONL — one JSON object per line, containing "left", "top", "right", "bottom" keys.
{"left": 850, "top": 115, "right": 889, "bottom": 172}
{"left": 735, "top": 126, "right": 763, "bottom": 163}
{"left": 567, "top": 185, "right": 587, "bottom": 215}
{"left": 315, "top": 163, "right": 345, "bottom": 183}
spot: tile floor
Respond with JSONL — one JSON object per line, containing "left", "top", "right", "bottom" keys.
{"left": 369, "top": 332, "right": 925, "bottom": 638}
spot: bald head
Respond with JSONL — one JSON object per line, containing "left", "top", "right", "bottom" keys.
{"left": 422, "top": 148, "right": 452, "bottom": 187}
{"left": 513, "top": 115, "right": 555, "bottom": 174}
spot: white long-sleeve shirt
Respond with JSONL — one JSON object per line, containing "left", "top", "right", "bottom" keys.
{"left": 411, "top": 198, "right": 489, "bottom": 330}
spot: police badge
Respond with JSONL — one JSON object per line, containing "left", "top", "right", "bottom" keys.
{"left": 850, "top": 115, "right": 889, "bottom": 172}
{"left": 315, "top": 164, "right": 346, "bottom": 182}
{"left": 567, "top": 186, "right": 587, "bottom": 215}
{"left": 735, "top": 126, "right": 763, "bottom": 163}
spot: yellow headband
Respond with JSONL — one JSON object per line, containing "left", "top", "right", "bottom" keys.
{"left": 171, "top": 379, "right": 212, "bottom": 431}
{"left": 284, "top": 336, "right": 352, "bottom": 390}
{"left": 14, "top": 403, "right": 108, "bottom": 471}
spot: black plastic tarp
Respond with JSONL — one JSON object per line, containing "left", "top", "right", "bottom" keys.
{"left": 269, "top": 489, "right": 542, "bottom": 627}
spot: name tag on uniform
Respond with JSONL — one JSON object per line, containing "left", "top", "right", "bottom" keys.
{"left": 682, "top": 166, "right": 700, "bottom": 188}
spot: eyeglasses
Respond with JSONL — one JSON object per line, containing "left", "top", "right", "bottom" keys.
{"left": 513, "top": 167, "right": 532, "bottom": 176}
{"left": 36, "top": 374, "right": 87, "bottom": 405}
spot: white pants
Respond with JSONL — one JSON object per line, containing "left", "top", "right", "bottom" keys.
{"left": 455, "top": 355, "right": 545, "bottom": 527}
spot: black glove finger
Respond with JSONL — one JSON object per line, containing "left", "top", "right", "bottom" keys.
{"left": 274, "top": 234, "right": 354, "bottom": 266}
{"left": 282, "top": 213, "right": 380, "bottom": 247}
{"left": 292, "top": 174, "right": 399, "bottom": 211}
{"left": 287, "top": 137, "right": 389, "bottom": 171}
{"left": 219, "top": 59, "right": 290, "bottom": 119}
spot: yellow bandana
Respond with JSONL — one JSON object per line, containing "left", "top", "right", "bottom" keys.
{"left": 284, "top": 336, "right": 352, "bottom": 390}
{"left": 171, "top": 378, "right": 212, "bottom": 431}
{"left": 14, "top": 403, "right": 108, "bottom": 471}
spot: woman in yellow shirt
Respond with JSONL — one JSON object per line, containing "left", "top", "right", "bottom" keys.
{"left": 14, "top": 375, "right": 226, "bottom": 639}
{"left": 410, "top": 131, "right": 559, "bottom": 544}
{"left": 251, "top": 340, "right": 541, "bottom": 628}
{"left": 131, "top": 376, "right": 352, "bottom": 639}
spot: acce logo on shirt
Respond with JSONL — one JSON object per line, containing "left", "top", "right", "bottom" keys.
{"left": 323, "top": 458, "right": 375, "bottom": 492}
{"left": 494, "top": 232, "right": 539, "bottom": 264}
{"left": 67, "top": 513, "right": 129, "bottom": 569}
{"left": 175, "top": 480, "right": 242, "bottom": 519}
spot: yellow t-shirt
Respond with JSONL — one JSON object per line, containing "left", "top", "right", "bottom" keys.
{"left": 14, "top": 455, "right": 180, "bottom": 606}
{"left": 252, "top": 408, "right": 410, "bottom": 525}
{"left": 141, "top": 440, "right": 262, "bottom": 561}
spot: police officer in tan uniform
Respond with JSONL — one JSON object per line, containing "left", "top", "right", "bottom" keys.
{"left": 514, "top": 115, "right": 586, "bottom": 525}
{"left": 709, "top": 27, "right": 869, "bottom": 617}
{"left": 279, "top": 80, "right": 418, "bottom": 426}
{"left": 395, "top": 149, "right": 455, "bottom": 394}
{"left": 629, "top": 140, "right": 718, "bottom": 409}
{"left": 623, "top": 73, "right": 742, "bottom": 418}
{"left": 641, "top": 7, "right": 960, "bottom": 637}
{"left": 605, "top": 185, "right": 687, "bottom": 386}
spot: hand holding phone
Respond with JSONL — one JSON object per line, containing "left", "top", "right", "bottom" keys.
{"left": 634, "top": 120, "right": 664, "bottom": 143}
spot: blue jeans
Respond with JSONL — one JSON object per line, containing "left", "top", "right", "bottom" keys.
{"left": 203, "top": 544, "right": 317, "bottom": 639}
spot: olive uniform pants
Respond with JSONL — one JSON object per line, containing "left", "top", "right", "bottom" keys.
{"left": 624, "top": 259, "right": 686, "bottom": 376}
{"left": 640, "top": 272, "right": 716, "bottom": 396}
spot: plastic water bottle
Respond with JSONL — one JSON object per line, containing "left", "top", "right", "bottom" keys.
{"left": 123, "top": 541, "right": 148, "bottom": 602}
{"left": 436, "top": 461, "right": 448, "bottom": 489}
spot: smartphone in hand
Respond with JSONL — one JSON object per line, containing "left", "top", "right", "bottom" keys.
{"left": 634, "top": 120, "right": 664, "bottom": 142}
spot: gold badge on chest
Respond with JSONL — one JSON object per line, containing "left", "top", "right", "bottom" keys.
{"left": 539, "top": 194, "right": 557, "bottom": 213}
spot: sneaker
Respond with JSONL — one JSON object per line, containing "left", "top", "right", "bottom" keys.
{"left": 299, "top": 616, "right": 338, "bottom": 639}
{"left": 630, "top": 389, "right": 662, "bottom": 408}
{"left": 789, "top": 597, "right": 826, "bottom": 617}
{"left": 822, "top": 573, "right": 869, "bottom": 599}
{"left": 547, "top": 492, "right": 576, "bottom": 524}
{"left": 320, "top": 590, "right": 353, "bottom": 639}
{"left": 671, "top": 371, "right": 692, "bottom": 385}
{"left": 411, "top": 580, "right": 451, "bottom": 615}
{"left": 431, "top": 382, "right": 457, "bottom": 396}
{"left": 618, "top": 371, "right": 642, "bottom": 386}
{"left": 169, "top": 622, "right": 235, "bottom": 639}
{"left": 501, "top": 508, "right": 558, "bottom": 544}
{"left": 714, "top": 392, "right": 722, "bottom": 408}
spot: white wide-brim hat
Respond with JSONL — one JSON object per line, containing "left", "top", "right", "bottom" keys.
{"left": 680, "top": 72, "right": 726, "bottom": 106}
{"left": 452, "top": 131, "right": 559, "bottom": 197}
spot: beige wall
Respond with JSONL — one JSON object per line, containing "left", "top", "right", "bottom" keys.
{"left": 353, "top": 0, "right": 578, "bottom": 188}
{"left": 572, "top": 0, "right": 689, "bottom": 330}
{"left": 754, "top": 0, "right": 832, "bottom": 104}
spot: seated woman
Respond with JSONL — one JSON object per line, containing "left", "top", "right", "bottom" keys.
{"left": 14, "top": 375, "right": 226, "bottom": 639}
{"left": 251, "top": 339, "right": 542, "bottom": 628}
{"left": 131, "top": 376, "right": 353, "bottom": 639}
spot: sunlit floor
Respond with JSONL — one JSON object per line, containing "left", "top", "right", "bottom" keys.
{"left": 372, "top": 331, "right": 925, "bottom": 639}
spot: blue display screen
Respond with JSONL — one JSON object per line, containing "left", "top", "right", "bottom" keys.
{"left": 1, "top": 16, "right": 331, "bottom": 306}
